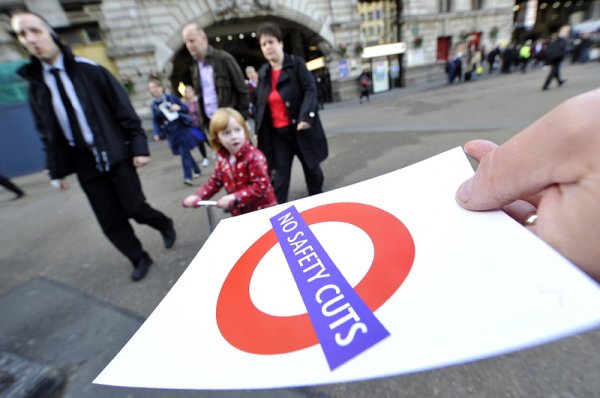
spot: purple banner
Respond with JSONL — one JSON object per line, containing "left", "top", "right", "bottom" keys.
{"left": 270, "top": 206, "right": 390, "bottom": 370}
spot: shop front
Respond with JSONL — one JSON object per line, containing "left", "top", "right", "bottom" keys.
{"left": 361, "top": 42, "right": 406, "bottom": 93}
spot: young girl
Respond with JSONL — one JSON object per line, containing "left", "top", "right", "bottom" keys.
{"left": 149, "top": 78, "right": 200, "bottom": 186}
{"left": 183, "top": 85, "right": 210, "bottom": 167}
{"left": 182, "top": 107, "right": 277, "bottom": 215}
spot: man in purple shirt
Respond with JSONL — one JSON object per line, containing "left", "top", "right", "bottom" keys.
{"left": 181, "top": 23, "right": 249, "bottom": 128}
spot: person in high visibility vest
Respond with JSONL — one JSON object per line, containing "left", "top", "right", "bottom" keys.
{"left": 519, "top": 41, "right": 532, "bottom": 73}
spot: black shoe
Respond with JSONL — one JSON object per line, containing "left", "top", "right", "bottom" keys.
{"left": 131, "top": 255, "right": 153, "bottom": 282}
{"left": 161, "top": 219, "right": 176, "bottom": 249}
{"left": 11, "top": 192, "right": 25, "bottom": 201}
{"left": 559, "top": 79, "right": 566, "bottom": 86}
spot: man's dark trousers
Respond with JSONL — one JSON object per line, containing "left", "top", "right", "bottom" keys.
{"left": 543, "top": 61, "right": 563, "bottom": 89}
{"left": 0, "top": 174, "right": 24, "bottom": 196}
{"left": 73, "top": 148, "right": 171, "bottom": 264}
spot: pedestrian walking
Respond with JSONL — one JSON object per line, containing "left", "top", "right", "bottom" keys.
{"left": 181, "top": 107, "right": 277, "bottom": 215}
{"left": 254, "top": 22, "right": 329, "bottom": 204}
{"left": 183, "top": 84, "right": 210, "bottom": 167}
{"left": 518, "top": 41, "right": 532, "bottom": 73}
{"left": 245, "top": 65, "right": 259, "bottom": 118}
{"left": 149, "top": 78, "right": 201, "bottom": 186}
{"left": 500, "top": 44, "right": 517, "bottom": 74}
{"left": 11, "top": 11, "right": 175, "bottom": 282}
{"left": 357, "top": 69, "right": 371, "bottom": 103}
{"left": 487, "top": 46, "right": 500, "bottom": 74}
{"left": 245, "top": 65, "right": 259, "bottom": 137}
{"left": 0, "top": 173, "right": 25, "bottom": 200}
{"left": 446, "top": 53, "right": 462, "bottom": 83}
{"left": 542, "top": 26, "right": 570, "bottom": 91}
{"left": 180, "top": 23, "right": 249, "bottom": 130}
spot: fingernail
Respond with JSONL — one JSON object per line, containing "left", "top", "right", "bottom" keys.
{"left": 456, "top": 179, "right": 472, "bottom": 203}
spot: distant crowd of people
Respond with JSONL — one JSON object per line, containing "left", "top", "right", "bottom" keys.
{"left": 445, "top": 25, "right": 595, "bottom": 91}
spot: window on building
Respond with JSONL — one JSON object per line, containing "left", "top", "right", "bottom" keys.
{"left": 375, "top": 9, "right": 382, "bottom": 19}
{"left": 85, "top": 26, "right": 102, "bottom": 42}
{"left": 439, "top": 0, "right": 452, "bottom": 12}
{"left": 58, "top": 24, "right": 101, "bottom": 45}
{"left": 60, "top": 0, "right": 102, "bottom": 12}
{"left": 472, "top": 0, "right": 484, "bottom": 9}
{"left": 60, "top": 30, "right": 84, "bottom": 45}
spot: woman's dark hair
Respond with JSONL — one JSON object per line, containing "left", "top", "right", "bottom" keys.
{"left": 256, "top": 22, "right": 283, "bottom": 42}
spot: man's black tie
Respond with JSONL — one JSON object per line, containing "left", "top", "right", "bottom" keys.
{"left": 50, "top": 67, "right": 88, "bottom": 149}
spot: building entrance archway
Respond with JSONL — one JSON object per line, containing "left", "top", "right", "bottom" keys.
{"left": 169, "top": 16, "right": 332, "bottom": 102}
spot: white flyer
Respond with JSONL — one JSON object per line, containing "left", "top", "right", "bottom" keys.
{"left": 95, "top": 147, "right": 600, "bottom": 390}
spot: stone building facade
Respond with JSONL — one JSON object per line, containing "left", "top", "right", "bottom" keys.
{"left": 98, "top": 0, "right": 370, "bottom": 111}
{"left": 1, "top": 0, "right": 514, "bottom": 116}
{"left": 357, "top": 0, "right": 514, "bottom": 87}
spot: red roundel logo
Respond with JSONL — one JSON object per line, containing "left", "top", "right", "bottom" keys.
{"left": 216, "top": 202, "right": 415, "bottom": 354}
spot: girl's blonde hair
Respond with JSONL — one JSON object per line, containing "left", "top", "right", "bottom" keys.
{"left": 208, "top": 107, "right": 250, "bottom": 152}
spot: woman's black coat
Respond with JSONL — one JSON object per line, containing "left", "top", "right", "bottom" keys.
{"left": 255, "top": 53, "right": 328, "bottom": 170}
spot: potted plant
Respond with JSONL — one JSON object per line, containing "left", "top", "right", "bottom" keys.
{"left": 354, "top": 42, "right": 363, "bottom": 56}
{"left": 121, "top": 76, "right": 135, "bottom": 94}
{"left": 413, "top": 36, "right": 423, "bottom": 48}
{"left": 489, "top": 26, "right": 499, "bottom": 40}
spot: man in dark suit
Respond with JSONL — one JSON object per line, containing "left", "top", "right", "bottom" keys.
{"left": 542, "top": 25, "right": 570, "bottom": 91}
{"left": 11, "top": 11, "right": 175, "bottom": 281}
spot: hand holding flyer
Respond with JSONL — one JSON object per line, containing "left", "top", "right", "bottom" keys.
{"left": 95, "top": 147, "right": 600, "bottom": 390}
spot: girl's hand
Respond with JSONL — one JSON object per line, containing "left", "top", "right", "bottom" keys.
{"left": 182, "top": 194, "right": 201, "bottom": 208}
{"left": 217, "top": 194, "right": 236, "bottom": 209}
{"left": 153, "top": 135, "right": 161, "bottom": 142}
{"left": 170, "top": 104, "right": 181, "bottom": 112}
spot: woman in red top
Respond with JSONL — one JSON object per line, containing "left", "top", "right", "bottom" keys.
{"left": 181, "top": 107, "right": 277, "bottom": 216}
{"left": 254, "top": 22, "right": 329, "bottom": 203}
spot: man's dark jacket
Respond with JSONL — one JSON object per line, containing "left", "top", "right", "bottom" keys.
{"left": 189, "top": 45, "right": 249, "bottom": 121}
{"left": 544, "top": 36, "right": 568, "bottom": 63}
{"left": 255, "top": 53, "right": 328, "bottom": 170}
{"left": 17, "top": 43, "right": 149, "bottom": 180}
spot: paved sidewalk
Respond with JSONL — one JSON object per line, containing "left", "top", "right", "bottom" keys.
{"left": 1, "top": 62, "right": 599, "bottom": 397}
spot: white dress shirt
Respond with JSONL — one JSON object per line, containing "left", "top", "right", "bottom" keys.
{"left": 43, "top": 54, "right": 95, "bottom": 147}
